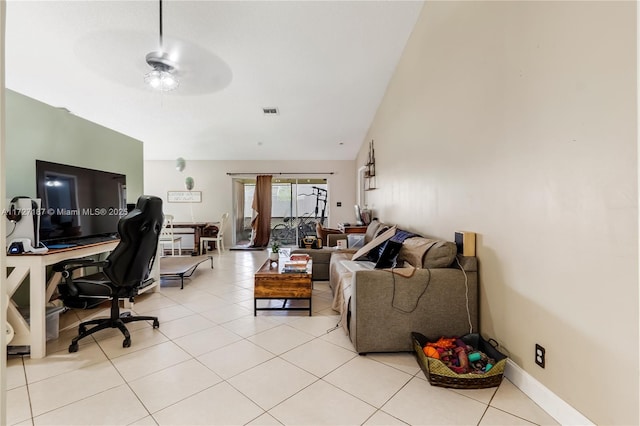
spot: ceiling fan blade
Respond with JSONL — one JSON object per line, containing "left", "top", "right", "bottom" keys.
{"left": 75, "top": 29, "right": 232, "bottom": 95}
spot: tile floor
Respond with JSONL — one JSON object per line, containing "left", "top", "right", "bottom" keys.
{"left": 6, "top": 250, "right": 559, "bottom": 425}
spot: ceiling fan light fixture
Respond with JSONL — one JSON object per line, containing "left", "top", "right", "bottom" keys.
{"left": 145, "top": 0, "right": 179, "bottom": 92}
{"left": 144, "top": 68, "right": 179, "bottom": 91}
{"left": 145, "top": 51, "right": 179, "bottom": 91}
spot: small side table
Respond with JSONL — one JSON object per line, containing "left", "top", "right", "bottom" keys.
{"left": 338, "top": 224, "right": 368, "bottom": 234}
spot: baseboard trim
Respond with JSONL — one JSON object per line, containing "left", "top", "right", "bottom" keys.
{"left": 504, "top": 359, "right": 594, "bottom": 425}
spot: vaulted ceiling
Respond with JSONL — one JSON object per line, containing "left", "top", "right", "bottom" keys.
{"left": 5, "top": 1, "right": 423, "bottom": 161}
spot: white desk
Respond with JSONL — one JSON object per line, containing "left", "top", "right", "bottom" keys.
{"left": 6, "top": 240, "right": 160, "bottom": 358}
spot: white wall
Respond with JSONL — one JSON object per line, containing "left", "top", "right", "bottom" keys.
{"left": 358, "top": 2, "right": 638, "bottom": 425}
{"left": 144, "top": 159, "right": 357, "bottom": 247}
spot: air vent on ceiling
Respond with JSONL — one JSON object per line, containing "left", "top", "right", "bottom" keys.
{"left": 262, "top": 107, "right": 279, "bottom": 115}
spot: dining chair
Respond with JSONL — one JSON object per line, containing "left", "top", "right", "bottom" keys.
{"left": 159, "top": 214, "right": 182, "bottom": 255}
{"left": 200, "top": 212, "right": 229, "bottom": 255}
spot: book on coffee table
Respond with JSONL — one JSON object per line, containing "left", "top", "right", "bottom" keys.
{"left": 283, "top": 260, "right": 309, "bottom": 273}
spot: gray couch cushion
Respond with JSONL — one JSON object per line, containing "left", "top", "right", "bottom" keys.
{"left": 364, "top": 219, "right": 382, "bottom": 244}
{"left": 423, "top": 239, "right": 457, "bottom": 268}
{"left": 397, "top": 237, "right": 457, "bottom": 268}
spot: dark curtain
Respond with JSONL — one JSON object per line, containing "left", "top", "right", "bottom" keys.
{"left": 249, "top": 175, "right": 272, "bottom": 247}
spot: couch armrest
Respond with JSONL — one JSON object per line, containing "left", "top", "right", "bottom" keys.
{"left": 327, "top": 233, "right": 348, "bottom": 247}
{"left": 349, "top": 267, "right": 479, "bottom": 353}
{"left": 455, "top": 255, "right": 477, "bottom": 272}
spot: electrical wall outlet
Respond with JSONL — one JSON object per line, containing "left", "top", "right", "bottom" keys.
{"left": 535, "top": 344, "right": 546, "bottom": 368}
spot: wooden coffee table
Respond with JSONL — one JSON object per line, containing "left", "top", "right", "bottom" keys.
{"left": 254, "top": 258, "right": 313, "bottom": 316}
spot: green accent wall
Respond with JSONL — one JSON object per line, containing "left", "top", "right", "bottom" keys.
{"left": 5, "top": 90, "right": 143, "bottom": 201}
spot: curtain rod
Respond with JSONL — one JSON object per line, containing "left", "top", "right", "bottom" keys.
{"left": 226, "top": 172, "right": 334, "bottom": 176}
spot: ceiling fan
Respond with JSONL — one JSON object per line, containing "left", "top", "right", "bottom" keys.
{"left": 144, "top": 0, "right": 179, "bottom": 91}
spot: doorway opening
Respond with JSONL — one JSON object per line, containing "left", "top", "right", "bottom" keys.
{"left": 231, "top": 177, "right": 328, "bottom": 246}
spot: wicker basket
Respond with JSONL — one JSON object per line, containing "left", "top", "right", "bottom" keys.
{"left": 412, "top": 332, "right": 507, "bottom": 389}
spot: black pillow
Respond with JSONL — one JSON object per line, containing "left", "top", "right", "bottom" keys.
{"left": 375, "top": 240, "right": 403, "bottom": 269}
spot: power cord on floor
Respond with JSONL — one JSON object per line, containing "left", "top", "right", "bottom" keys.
{"left": 326, "top": 323, "right": 340, "bottom": 334}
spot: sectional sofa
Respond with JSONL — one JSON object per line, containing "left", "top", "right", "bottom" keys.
{"left": 293, "top": 220, "right": 479, "bottom": 353}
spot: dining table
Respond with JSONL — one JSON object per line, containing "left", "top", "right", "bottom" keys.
{"left": 172, "top": 222, "right": 219, "bottom": 255}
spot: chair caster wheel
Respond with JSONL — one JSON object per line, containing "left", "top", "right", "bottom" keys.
{"left": 123, "top": 338, "right": 131, "bottom": 348}
{"left": 153, "top": 319, "right": 160, "bottom": 328}
{"left": 69, "top": 343, "right": 78, "bottom": 353}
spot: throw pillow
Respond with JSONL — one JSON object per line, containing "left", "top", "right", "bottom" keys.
{"left": 396, "top": 237, "right": 436, "bottom": 267}
{"left": 364, "top": 219, "right": 382, "bottom": 244}
{"left": 396, "top": 237, "right": 458, "bottom": 268}
{"left": 422, "top": 240, "right": 457, "bottom": 268}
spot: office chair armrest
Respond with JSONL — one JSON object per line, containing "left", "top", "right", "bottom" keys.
{"left": 54, "top": 258, "right": 111, "bottom": 298}
{"left": 53, "top": 258, "right": 109, "bottom": 273}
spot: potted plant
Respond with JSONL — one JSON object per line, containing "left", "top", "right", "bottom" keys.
{"left": 269, "top": 240, "right": 280, "bottom": 261}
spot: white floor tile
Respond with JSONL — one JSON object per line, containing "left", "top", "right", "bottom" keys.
{"left": 157, "top": 313, "right": 216, "bottom": 339}
{"left": 366, "top": 352, "right": 422, "bottom": 376}
{"left": 199, "top": 303, "right": 253, "bottom": 324}
{"left": 490, "top": 379, "right": 560, "bottom": 425}
{"left": 138, "top": 304, "right": 196, "bottom": 323}
{"left": 33, "top": 384, "right": 148, "bottom": 425}
{"left": 286, "top": 314, "right": 341, "bottom": 337}
{"left": 228, "top": 357, "right": 317, "bottom": 410}
{"left": 220, "top": 315, "right": 280, "bottom": 338}
{"left": 480, "top": 406, "right": 537, "bottom": 425}
{"left": 381, "top": 376, "right": 487, "bottom": 425}
{"left": 129, "top": 359, "right": 222, "bottom": 413}
{"left": 363, "top": 410, "right": 409, "bottom": 425}
{"left": 181, "top": 294, "right": 229, "bottom": 313}
{"left": 247, "top": 324, "right": 314, "bottom": 355}
{"left": 280, "top": 338, "right": 356, "bottom": 377}
{"left": 131, "top": 293, "right": 178, "bottom": 313}
{"left": 6, "top": 357, "right": 26, "bottom": 390}
{"left": 173, "top": 325, "right": 243, "bottom": 356}
{"left": 28, "top": 360, "right": 125, "bottom": 417}
{"left": 451, "top": 384, "right": 499, "bottom": 405}
{"left": 45, "top": 325, "right": 95, "bottom": 354}
{"left": 111, "top": 341, "right": 192, "bottom": 382}
{"left": 97, "top": 326, "right": 169, "bottom": 359}
{"left": 197, "top": 339, "right": 274, "bottom": 379}
{"left": 128, "top": 415, "right": 159, "bottom": 426}
{"left": 318, "top": 327, "right": 356, "bottom": 352}
{"left": 269, "top": 380, "right": 376, "bottom": 425}
{"left": 7, "top": 386, "right": 32, "bottom": 426}
{"left": 216, "top": 288, "right": 254, "bottom": 303}
{"left": 24, "top": 341, "right": 108, "bottom": 384}
{"left": 323, "top": 355, "right": 413, "bottom": 407}
{"left": 152, "top": 382, "right": 264, "bottom": 425}
{"left": 245, "top": 413, "right": 281, "bottom": 425}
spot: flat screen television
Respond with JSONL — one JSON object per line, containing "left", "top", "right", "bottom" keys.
{"left": 36, "top": 160, "right": 127, "bottom": 244}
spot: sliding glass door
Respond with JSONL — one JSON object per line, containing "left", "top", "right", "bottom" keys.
{"left": 231, "top": 177, "right": 328, "bottom": 246}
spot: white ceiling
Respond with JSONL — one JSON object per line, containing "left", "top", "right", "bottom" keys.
{"left": 5, "top": 1, "right": 423, "bottom": 161}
